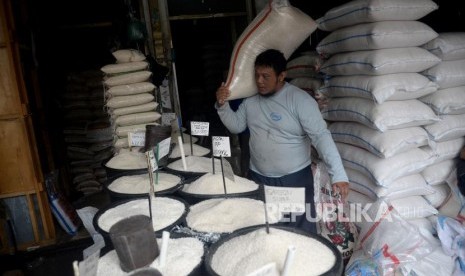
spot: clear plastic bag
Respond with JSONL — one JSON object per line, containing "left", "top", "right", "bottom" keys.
{"left": 356, "top": 199, "right": 438, "bottom": 275}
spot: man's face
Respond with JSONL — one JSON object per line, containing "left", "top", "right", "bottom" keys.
{"left": 255, "top": 65, "right": 285, "bottom": 96}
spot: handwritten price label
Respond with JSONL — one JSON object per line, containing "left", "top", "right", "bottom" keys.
{"left": 157, "top": 137, "right": 171, "bottom": 159}
{"left": 146, "top": 150, "right": 158, "bottom": 172}
{"left": 190, "top": 121, "right": 209, "bottom": 136}
{"left": 128, "top": 132, "right": 145, "bottom": 147}
{"left": 162, "top": 113, "right": 176, "bottom": 126}
{"left": 264, "top": 186, "right": 305, "bottom": 213}
{"left": 212, "top": 136, "right": 231, "bottom": 157}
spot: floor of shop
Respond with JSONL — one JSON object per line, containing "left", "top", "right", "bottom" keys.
{"left": 0, "top": 192, "right": 110, "bottom": 276}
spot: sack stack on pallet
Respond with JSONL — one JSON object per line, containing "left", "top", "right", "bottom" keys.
{"left": 313, "top": 0, "right": 463, "bottom": 274}
{"left": 101, "top": 49, "right": 162, "bottom": 152}
{"left": 62, "top": 70, "right": 113, "bottom": 196}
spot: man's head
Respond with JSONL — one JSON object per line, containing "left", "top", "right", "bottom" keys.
{"left": 254, "top": 49, "right": 287, "bottom": 97}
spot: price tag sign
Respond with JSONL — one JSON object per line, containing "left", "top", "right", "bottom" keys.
{"left": 246, "top": 263, "right": 279, "bottom": 276}
{"left": 162, "top": 112, "right": 176, "bottom": 126}
{"left": 157, "top": 137, "right": 171, "bottom": 159}
{"left": 221, "top": 157, "right": 235, "bottom": 182}
{"left": 79, "top": 247, "right": 100, "bottom": 276}
{"left": 190, "top": 121, "right": 209, "bottom": 136}
{"left": 146, "top": 150, "right": 158, "bottom": 172}
{"left": 212, "top": 136, "right": 231, "bottom": 157}
{"left": 160, "top": 83, "right": 172, "bottom": 109}
{"left": 264, "top": 186, "right": 305, "bottom": 213}
{"left": 128, "top": 132, "right": 145, "bottom": 147}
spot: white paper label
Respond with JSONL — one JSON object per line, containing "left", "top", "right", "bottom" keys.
{"left": 264, "top": 186, "right": 306, "bottom": 213}
{"left": 146, "top": 150, "right": 158, "bottom": 172}
{"left": 162, "top": 112, "right": 176, "bottom": 126}
{"left": 190, "top": 121, "right": 209, "bottom": 136}
{"left": 160, "top": 84, "right": 172, "bottom": 109}
{"left": 212, "top": 136, "right": 231, "bottom": 157}
{"left": 79, "top": 247, "right": 100, "bottom": 276}
{"left": 157, "top": 137, "right": 171, "bottom": 159}
{"left": 128, "top": 132, "right": 145, "bottom": 147}
{"left": 246, "top": 263, "right": 279, "bottom": 276}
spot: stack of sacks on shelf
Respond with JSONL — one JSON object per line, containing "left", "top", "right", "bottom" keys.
{"left": 62, "top": 70, "right": 112, "bottom": 195}
{"left": 421, "top": 33, "right": 465, "bottom": 221}
{"left": 101, "top": 49, "right": 161, "bottom": 152}
{"left": 317, "top": 0, "right": 440, "bottom": 225}
{"left": 285, "top": 51, "right": 326, "bottom": 107}
{"left": 315, "top": 1, "right": 462, "bottom": 274}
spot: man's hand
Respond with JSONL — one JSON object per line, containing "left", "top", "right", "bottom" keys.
{"left": 216, "top": 82, "right": 231, "bottom": 106}
{"left": 332, "top": 181, "right": 349, "bottom": 202}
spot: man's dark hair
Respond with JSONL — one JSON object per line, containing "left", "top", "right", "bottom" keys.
{"left": 255, "top": 49, "right": 287, "bottom": 75}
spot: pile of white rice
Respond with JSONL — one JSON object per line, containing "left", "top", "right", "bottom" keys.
{"left": 97, "top": 197, "right": 185, "bottom": 232}
{"left": 108, "top": 173, "right": 181, "bottom": 194}
{"left": 182, "top": 173, "right": 258, "bottom": 195}
{"left": 167, "top": 156, "right": 228, "bottom": 173}
{"left": 211, "top": 227, "right": 336, "bottom": 276}
{"left": 97, "top": 237, "right": 204, "bottom": 276}
{"left": 169, "top": 143, "right": 210, "bottom": 158}
{"left": 105, "top": 148, "right": 147, "bottom": 170}
{"left": 186, "top": 198, "right": 281, "bottom": 233}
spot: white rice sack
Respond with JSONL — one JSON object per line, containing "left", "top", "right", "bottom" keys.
{"left": 422, "top": 59, "right": 465, "bottom": 89}
{"left": 286, "top": 52, "right": 323, "bottom": 79}
{"left": 224, "top": 0, "right": 317, "bottom": 100}
{"left": 419, "top": 86, "right": 465, "bottom": 115}
{"left": 422, "top": 137, "right": 465, "bottom": 164}
{"left": 316, "top": 21, "right": 438, "bottom": 56}
{"left": 320, "top": 47, "right": 440, "bottom": 76}
{"left": 347, "top": 189, "right": 373, "bottom": 206}
{"left": 407, "top": 217, "right": 435, "bottom": 235}
{"left": 347, "top": 168, "right": 434, "bottom": 200}
{"left": 329, "top": 122, "right": 430, "bottom": 158}
{"left": 319, "top": 73, "right": 438, "bottom": 104}
{"left": 112, "top": 49, "right": 146, "bottom": 63}
{"left": 316, "top": 0, "right": 438, "bottom": 32}
{"left": 101, "top": 61, "right": 149, "bottom": 74}
{"left": 106, "top": 82, "right": 156, "bottom": 96}
{"left": 115, "top": 123, "right": 159, "bottom": 138}
{"left": 115, "top": 111, "right": 161, "bottom": 127}
{"left": 111, "top": 102, "right": 158, "bottom": 117}
{"left": 106, "top": 93, "right": 154, "bottom": 109}
{"left": 423, "top": 183, "right": 451, "bottom": 208}
{"left": 336, "top": 142, "right": 435, "bottom": 187}
{"left": 114, "top": 138, "right": 128, "bottom": 149}
{"left": 390, "top": 196, "right": 438, "bottom": 219}
{"left": 406, "top": 246, "right": 456, "bottom": 276}
{"left": 289, "top": 77, "right": 322, "bottom": 94}
{"left": 423, "top": 114, "right": 465, "bottom": 142}
{"left": 423, "top": 32, "right": 465, "bottom": 61}
{"left": 322, "top": 98, "right": 438, "bottom": 132}
{"left": 421, "top": 159, "right": 457, "bottom": 186}
{"left": 104, "top": 71, "right": 152, "bottom": 87}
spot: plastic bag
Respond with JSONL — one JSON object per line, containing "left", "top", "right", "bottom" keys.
{"left": 45, "top": 170, "right": 81, "bottom": 235}
{"left": 313, "top": 161, "right": 358, "bottom": 261}
{"left": 356, "top": 199, "right": 438, "bottom": 275}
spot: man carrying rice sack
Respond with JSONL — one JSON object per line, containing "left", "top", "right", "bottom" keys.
{"left": 215, "top": 49, "right": 349, "bottom": 234}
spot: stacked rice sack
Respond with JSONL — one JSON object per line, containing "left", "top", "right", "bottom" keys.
{"left": 285, "top": 51, "right": 326, "bottom": 108}
{"left": 224, "top": 0, "right": 317, "bottom": 100}
{"left": 420, "top": 33, "right": 465, "bottom": 222}
{"left": 314, "top": 1, "right": 462, "bottom": 274}
{"left": 62, "top": 70, "right": 112, "bottom": 195}
{"left": 101, "top": 49, "right": 161, "bottom": 151}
